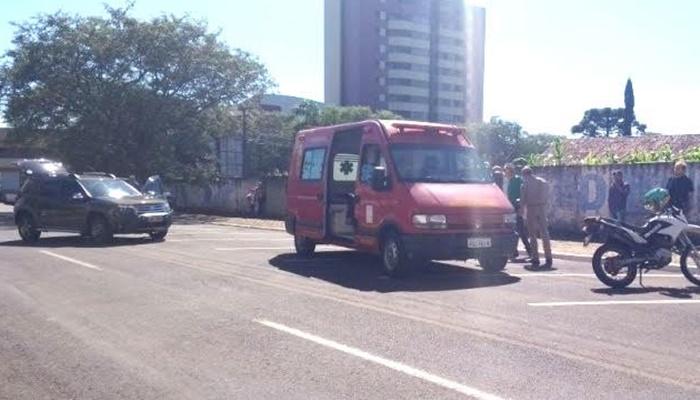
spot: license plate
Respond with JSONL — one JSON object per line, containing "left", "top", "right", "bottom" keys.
{"left": 468, "top": 237, "right": 492, "bottom": 248}
{"left": 147, "top": 215, "right": 164, "bottom": 223}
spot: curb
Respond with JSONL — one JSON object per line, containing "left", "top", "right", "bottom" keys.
{"left": 550, "top": 252, "right": 591, "bottom": 263}
{"left": 209, "top": 221, "right": 598, "bottom": 262}
{"left": 200, "top": 220, "right": 686, "bottom": 269}
{"left": 209, "top": 221, "right": 286, "bottom": 232}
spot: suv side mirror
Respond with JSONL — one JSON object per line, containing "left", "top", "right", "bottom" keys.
{"left": 371, "top": 166, "right": 390, "bottom": 191}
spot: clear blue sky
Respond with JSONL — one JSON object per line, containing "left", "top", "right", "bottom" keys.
{"left": 1, "top": 0, "right": 698, "bottom": 135}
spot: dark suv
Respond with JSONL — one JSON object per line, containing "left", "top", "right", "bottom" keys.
{"left": 14, "top": 172, "right": 172, "bottom": 244}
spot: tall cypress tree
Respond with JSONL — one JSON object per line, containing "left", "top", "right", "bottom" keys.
{"left": 623, "top": 78, "right": 635, "bottom": 136}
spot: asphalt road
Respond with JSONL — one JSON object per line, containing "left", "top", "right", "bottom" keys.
{"left": 1, "top": 205, "right": 700, "bottom": 399}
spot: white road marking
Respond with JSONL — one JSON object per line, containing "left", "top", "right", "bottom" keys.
{"left": 215, "top": 247, "right": 295, "bottom": 251}
{"left": 168, "top": 238, "right": 290, "bottom": 242}
{"left": 529, "top": 299, "right": 700, "bottom": 307}
{"left": 39, "top": 250, "right": 102, "bottom": 271}
{"left": 511, "top": 273, "right": 683, "bottom": 278}
{"left": 255, "top": 319, "right": 505, "bottom": 400}
{"left": 215, "top": 245, "right": 345, "bottom": 251}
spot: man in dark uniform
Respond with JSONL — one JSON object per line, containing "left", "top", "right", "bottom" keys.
{"left": 667, "top": 161, "right": 694, "bottom": 216}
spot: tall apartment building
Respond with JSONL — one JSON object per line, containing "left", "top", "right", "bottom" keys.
{"left": 325, "top": 0, "right": 485, "bottom": 124}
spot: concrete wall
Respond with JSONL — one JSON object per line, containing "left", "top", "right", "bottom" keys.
{"left": 173, "top": 177, "right": 287, "bottom": 218}
{"left": 173, "top": 163, "right": 698, "bottom": 234}
{"left": 536, "top": 163, "right": 698, "bottom": 233}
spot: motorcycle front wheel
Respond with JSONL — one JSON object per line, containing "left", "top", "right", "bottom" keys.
{"left": 592, "top": 244, "right": 637, "bottom": 289}
{"left": 680, "top": 245, "right": 700, "bottom": 286}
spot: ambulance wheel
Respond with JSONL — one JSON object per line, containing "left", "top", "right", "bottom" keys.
{"left": 294, "top": 234, "right": 316, "bottom": 257}
{"left": 381, "top": 232, "right": 412, "bottom": 277}
{"left": 479, "top": 256, "right": 508, "bottom": 272}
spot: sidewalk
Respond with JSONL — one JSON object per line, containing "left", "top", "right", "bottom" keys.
{"left": 178, "top": 213, "right": 596, "bottom": 262}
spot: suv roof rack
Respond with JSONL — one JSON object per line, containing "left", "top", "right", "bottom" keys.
{"left": 76, "top": 172, "right": 117, "bottom": 179}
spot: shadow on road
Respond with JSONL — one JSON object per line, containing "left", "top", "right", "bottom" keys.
{"left": 592, "top": 286, "right": 700, "bottom": 299}
{"left": 268, "top": 251, "right": 520, "bottom": 293}
{"left": 0, "top": 235, "right": 159, "bottom": 249}
{"left": 173, "top": 213, "right": 235, "bottom": 226}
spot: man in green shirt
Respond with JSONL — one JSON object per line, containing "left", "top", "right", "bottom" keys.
{"left": 504, "top": 163, "right": 532, "bottom": 260}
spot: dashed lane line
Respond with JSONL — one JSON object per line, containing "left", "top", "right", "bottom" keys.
{"left": 255, "top": 319, "right": 506, "bottom": 400}
{"left": 39, "top": 250, "right": 103, "bottom": 271}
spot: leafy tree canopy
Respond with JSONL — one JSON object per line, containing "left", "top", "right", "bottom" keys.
{"left": 571, "top": 107, "right": 646, "bottom": 138}
{"left": 467, "top": 117, "right": 558, "bottom": 166}
{"left": 291, "top": 101, "right": 401, "bottom": 132}
{"left": 217, "top": 101, "right": 402, "bottom": 178}
{"left": 0, "top": 5, "right": 271, "bottom": 182}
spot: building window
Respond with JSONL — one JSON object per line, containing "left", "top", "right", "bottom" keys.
{"left": 440, "top": 36, "right": 465, "bottom": 46}
{"left": 388, "top": 94, "right": 429, "bottom": 103}
{"left": 439, "top": 99, "right": 464, "bottom": 107}
{"left": 439, "top": 83, "right": 463, "bottom": 92}
{"left": 439, "top": 67, "right": 463, "bottom": 76}
{"left": 387, "top": 29, "right": 430, "bottom": 40}
{"left": 388, "top": 45, "right": 429, "bottom": 57}
{"left": 388, "top": 13, "right": 429, "bottom": 24}
{"left": 387, "top": 78, "right": 429, "bottom": 88}
{"left": 387, "top": 62, "right": 429, "bottom": 72}
{"left": 439, "top": 52, "right": 464, "bottom": 62}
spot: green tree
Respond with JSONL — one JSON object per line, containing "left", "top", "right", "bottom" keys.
{"left": 467, "top": 117, "right": 557, "bottom": 166}
{"left": 291, "top": 101, "right": 401, "bottom": 132}
{"left": 232, "top": 102, "right": 402, "bottom": 177}
{"left": 572, "top": 80, "right": 647, "bottom": 138}
{"left": 571, "top": 107, "right": 626, "bottom": 137}
{"left": 622, "top": 78, "right": 635, "bottom": 136}
{"left": 0, "top": 6, "right": 271, "bottom": 182}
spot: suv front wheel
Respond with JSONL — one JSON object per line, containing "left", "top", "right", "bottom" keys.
{"left": 17, "top": 214, "right": 41, "bottom": 244}
{"left": 150, "top": 230, "right": 168, "bottom": 241}
{"left": 88, "top": 215, "right": 113, "bottom": 244}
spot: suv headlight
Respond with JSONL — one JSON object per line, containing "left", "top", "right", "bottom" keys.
{"left": 412, "top": 214, "right": 447, "bottom": 229}
{"left": 504, "top": 213, "right": 517, "bottom": 225}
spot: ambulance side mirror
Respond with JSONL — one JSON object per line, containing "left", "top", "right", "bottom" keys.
{"left": 371, "top": 166, "right": 390, "bottom": 191}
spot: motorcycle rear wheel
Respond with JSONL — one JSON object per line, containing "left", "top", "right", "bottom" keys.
{"left": 680, "top": 245, "right": 700, "bottom": 286}
{"left": 592, "top": 244, "right": 637, "bottom": 289}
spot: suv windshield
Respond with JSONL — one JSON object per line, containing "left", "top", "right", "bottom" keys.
{"left": 80, "top": 178, "right": 142, "bottom": 199}
{"left": 390, "top": 144, "right": 491, "bottom": 183}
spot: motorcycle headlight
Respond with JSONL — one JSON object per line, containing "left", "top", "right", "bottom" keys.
{"left": 412, "top": 214, "right": 447, "bottom": 229}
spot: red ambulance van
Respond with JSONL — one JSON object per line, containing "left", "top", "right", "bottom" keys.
{"left": 285, "top": 120, "right": 517, "bottom": 276}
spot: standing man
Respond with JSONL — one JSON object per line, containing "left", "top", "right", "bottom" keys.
{"left": 667, "top": 160, "right": 694, "bottom": 216}
{"left": 521, "top": 166, "right": 553, "bottom": 269}
{"left": 608, "top": 170, "right": 630, "bottom": 222}
{"left": 504, "top": 163, "right": 532, "bottom": 260}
